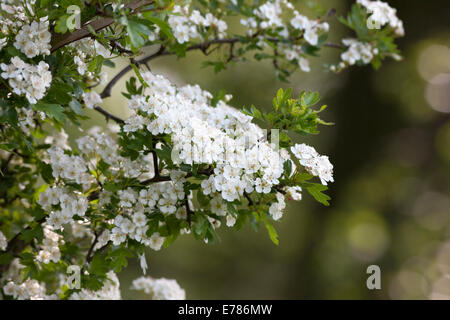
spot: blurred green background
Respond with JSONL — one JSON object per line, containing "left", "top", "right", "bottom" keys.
{"left": 71, "top": 0, "right": 450, "bottom": 299}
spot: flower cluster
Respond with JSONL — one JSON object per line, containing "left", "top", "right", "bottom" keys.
{"left": 0, "top": 0, "right": 32, "bottom": 33}
{"left": 358, "top": 0, "right": 404, "bottom": 36}
{"left": 110, "top": 208, "right": 165, "bottom": 250}
{"left": 69, "top": 271, "right": 121, "bottom": 300}
{"left": 291, "top": 144, "right": 334, "bottom": 185}
{"left": 38, "top": 186, "right": 89, "bottom": 230}
{"left": 3, "top": 278, "right": 56, "bottom": 300}
{"left": 82, "top": 91, "right": 103, "bottom": 109}
{"left": 240, "top": 0, "right": 328, "bottom": 72}
{"left": 290, "top": 10, "right": 329, "bottom": 47}
{"left": 17, "top": 107, "right": 37, "bottom": 135}
{"left": 0, "top": 37, "right": 7, "bottom": 50}
{"left": 123, "top": 71, "right": 304, "bottom": 222}
{"left": 47, "top": 146, "right": 94, "bottom": 189}
{"left": 269, "top": 192, "right": 287, "bottom": 221}
{"left": 340, "top": 38, "right": 378, "bottom": 66}
{"left": 14, "top": 18, "right": 51, "bottom": 58}
{"left": 131, "top": 276, "right": 186, "bottom": 300}
{"left": 71, "top": 38, "right": 110, "bottom": 84}
{"left": 0, "top": 57, "right": 52, "bottom": 104}
{"left": 168, "top": 5, "right": 227, "bottom": 44}
{"left": 35, "top": 226, "right": 63, "bottom": 264}
{"left": 0, "top": 230, "right": 7, "bottom": 251}
{"left": 76, "top": 128, "right": 152, "bottom": 178}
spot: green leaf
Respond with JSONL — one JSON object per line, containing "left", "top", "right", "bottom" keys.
{"left": 39, "top": 161, "right": 54, "bottom": 184}
{"left": 306, "top": 183, "right": 331, "bottom": 206}
{"left": 125, "top": 17, "right": 152, "bottom": 48}
{"left": 90, "top": 253, "right": 109, "bottom": 275}
{"left": 142, "top": 14, "right": 173, "bottom": 39}
{"left": 54, "top": 15, "right": 69, "bottom": 33}
{"left": 264, "top": 220, "right": 279, "bottom": 245}
{"left": 302, "top": 91, "right": 320, "bottom": 107}
{"left": 196, "top": 191, "right": 210, "bottom": 207}
{"left": 0, "top": 253, "right": 14, "bottom": 265}
{"left": 283, "top": 160, "right": 292, "bottom": 177}
{"left": 32, "top": 102, "right": 66, "bottom": 122}
{"left": 18, "top": 225, "right": 44, "bottom": 244}
{"left": 108, "top": 247, "right": 133, "bottom": 273}
{"left": 69, "top": 99, "right": 84, "bottom": 116}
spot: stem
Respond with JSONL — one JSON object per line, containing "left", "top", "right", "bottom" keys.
{"left": 50, "top": 0, "right": 155, "bottom": 52}
{"left": 93, "top": 106, "right": 125, "bottom": 124}
{"left": 100, "top": 37, "right": 344, "bottom": 100}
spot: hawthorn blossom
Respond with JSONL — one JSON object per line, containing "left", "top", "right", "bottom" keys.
{"left": 0, "top": 57, "right": 52, "bottom": 104}
{"left": 131, "top": 277, "right": 186, "bottom": 300}
{"left": 82, "top": 91, "right": 103, "bottom": 109}
{"left": 14, "top": 18, "right": 51, "bottom": 58}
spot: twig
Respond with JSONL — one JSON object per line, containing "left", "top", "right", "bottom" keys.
{"left": 50, "top": 0, "right": 155, "bottom": 52}
{"left": 151, "top": 149, "right": 160, "bottom": 178}
{"left": 244, "top": 192, "right": 254, "bottom": 206}
{"left": 100, "top": 45, "right": 166, "bottom": 99}
{"left": 324, "top": 42, "right": 344, "bottom": 50}
{"left": 100, "top": 37, "right": 344, "bottom": 100}
{"left": 85, "top": 230, "right": 102, "bottom": 263}
{"left": 93, "top": 106, "right": 125, "bottom": 124}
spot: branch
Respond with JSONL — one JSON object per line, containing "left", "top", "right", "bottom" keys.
{"left": 93, "top": 106, "right": 125, "bottom": 124}
{"left": 100, "top": 37, "right": 344, "bottom": 99}
{"left": 85, "top": 230, "right": 102, "bottom": 264}
{"left": 50, "top": 0, "right": 155, "bottom": 52}
{"left": 100, "top": 45, "right": 167, "bottom": 99}
{"left": 244, "top": 192, "right": 254, "bottom": 206}
{"left": 324, "top": 42, "right": 344, "bottom": 50}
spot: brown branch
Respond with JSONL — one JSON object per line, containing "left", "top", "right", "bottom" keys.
{"left": 100, "top": 37, "right": 344, "bottom": 100}
{"left": 50, "top": 0, "right": 155, "bottom": 52}
{"left": 324, "top": 42, "right": 344, "bottom": 50}
{"left": 85, "top": 230, "right": 102, "bottom": 263}
{"left": 93, "top": 106, "right": 125, "bottom": 124}
{"left": 151, "top": 149, "right": 160, "bottom": 178}
{"left": 244, "top": 192, "right": 254, "bottom": 206}
{"left": 100, "top": 45, "right": 167, "bottom": 99}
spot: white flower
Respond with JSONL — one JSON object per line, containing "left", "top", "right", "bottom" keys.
{"left": 285, "top": 186, "right": 302, "bottom": 201}
{"left": 0, "top": 37, "right": 8, "bottom": 50}
{"left": 299, "top": 57, "right": 310, "bottom": 72}
{"left": 132, "top": 212, "right": 147, "bottom": 227}
{"left": 226, "top": 214, "right": 236, "bottom": 227}
{"left": 14, "top": 19, "right": 51, "bottom": 58}
{"left": 146, "top": 233, "right": 165, "bottom": 251}
{"left": 358, "top": 0, "right": 404, "bottom": 36}
{"left": 341, "top": 38, "right": 375, "bottom": 65}
{"left": 0, "top": 231, "right": 7, "bottom": 251}
{"left": 111, "top": 227, "right": 126, "bottom": 245}
{"left": 70, "top": 271, "right": 121, "bottom": 300}
{"left": 1, "top": 58, "right": 52, "bottom": 104}
{"left": 291, "top": 143, "right": 334, "bottom": 185}
{"left": 82, "top": 91, "right": 102, "bottom": 109}
{"left": 138, "top": 253, "right": 148, "bottom": 275}
{"left": 131, "top": 277, "right": 186, "bottom": 300}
